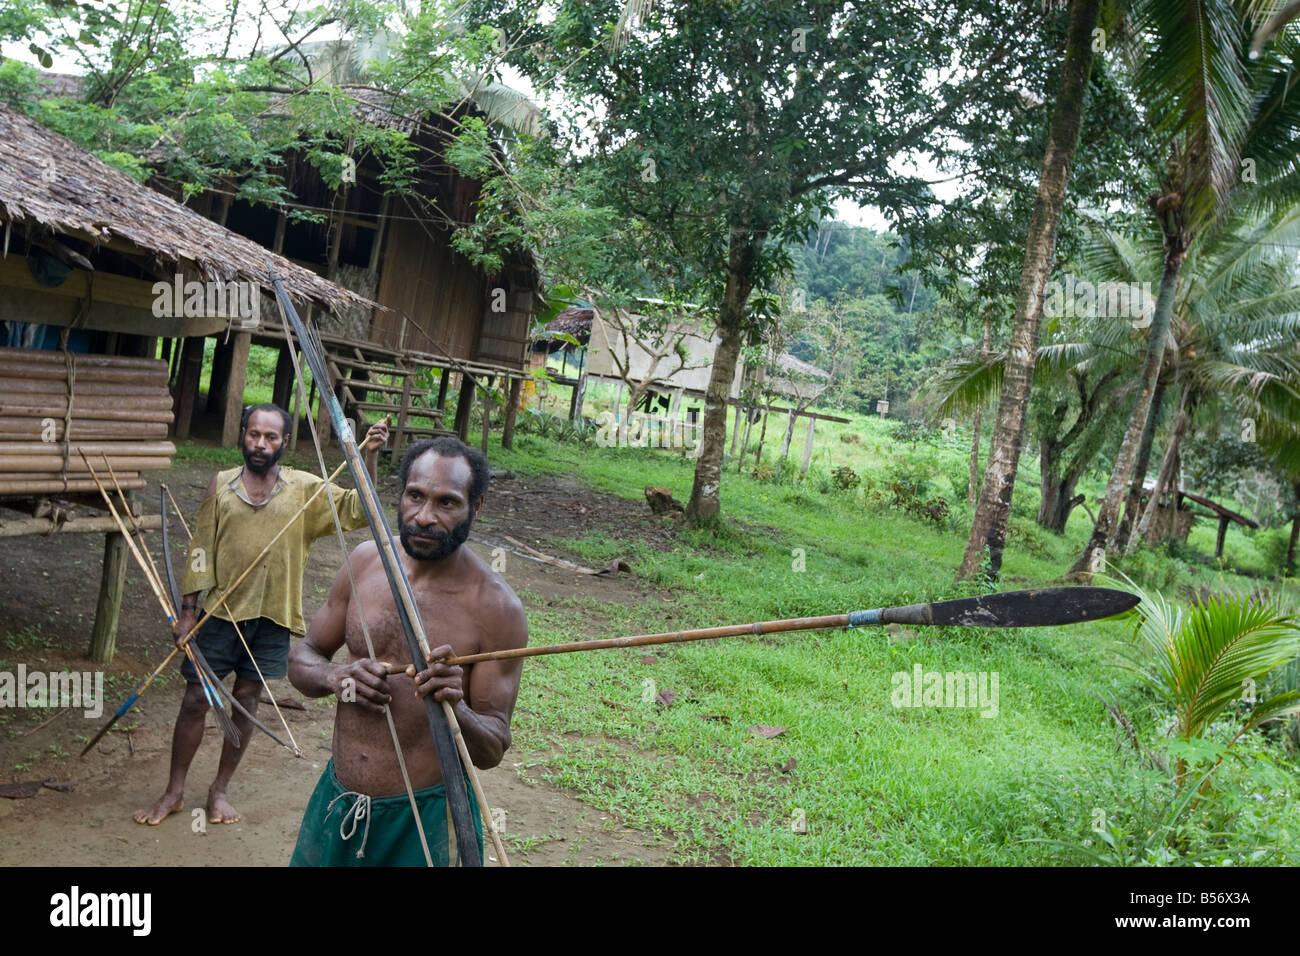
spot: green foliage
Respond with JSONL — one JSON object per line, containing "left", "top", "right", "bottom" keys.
{"left": 829, "top": 465, "right": 859, "bottom": 491}
{"left": 1120, "top": 578, "right": 1300, "bottom": 781}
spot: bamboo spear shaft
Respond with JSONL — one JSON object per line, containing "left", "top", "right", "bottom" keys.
{"left": 445, "top": 588, "right": 1143, "bottom": 666}
{"left": 79, "top": 451, "right": 242, "bottom": 747}
{"left": 80, "top": 460, "right": 348, "bottom": 757}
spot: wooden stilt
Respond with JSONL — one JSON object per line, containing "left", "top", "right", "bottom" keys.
{"left": 480, "top": 377, "right": 494, "bottom": 454}
{"left": 502, "top": 377, "right": 522, "bottom": 450}
{"left": 220, "top": 331, "right": 251, "bottom": 448}
{"left": 393, "top": 371, "right": 413, "bottom": 452}
{"left": 173, "top": 337, "right": 205, "bottom": 440}
{"left": 272, "top": 343, "right": 294, "bottom": 410}
{"left": 455, "top": 374, "right": 475, "bottom": 441}
{"left": 87, "top": 527, "right": 128, "bottom": 664}
{"left": 207, "top": 335, "right": 234, "bottom": 414}
{"left": 436, "top": 368, "right": 450, "bottom": 411}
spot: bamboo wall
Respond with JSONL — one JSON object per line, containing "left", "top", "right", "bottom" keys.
{"left": 0, "top": 347, "right": 175, "bottom": 495}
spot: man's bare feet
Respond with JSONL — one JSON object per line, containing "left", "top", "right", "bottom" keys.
{"left": 133, "top": 790, "right": 184, "bottom": 825}
{"left": 207, "top": 787, "right": 240, "bottom": 824}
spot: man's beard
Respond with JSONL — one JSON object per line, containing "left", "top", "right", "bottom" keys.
{"left": 400, "top": 513, "right": 473, "bottom": 562}
{"left": 242, "top": 443, "right": 284, "bottom": 476}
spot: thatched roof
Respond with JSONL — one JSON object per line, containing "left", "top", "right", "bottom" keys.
{"left": 0, "top": 101, "right": 374, "bottom": 316}
{"left": 543, "top": 306, "right": 593, "bottom": 338}
{"left": 775, "top": 352, "right": 830, "bottom": 380}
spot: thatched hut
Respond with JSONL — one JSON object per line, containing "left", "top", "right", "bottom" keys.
{"left": 0, "top": 100, "right": 371, "bottom": 660}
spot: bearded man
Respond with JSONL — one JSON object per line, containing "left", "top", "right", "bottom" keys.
{"left": 134, "top": 403, "right": 389, "bottom": 826}
{"left": 287, "top": 436, "right": 527, "bottom": 866}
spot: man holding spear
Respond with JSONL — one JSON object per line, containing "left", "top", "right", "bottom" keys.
{"left": 287, "top": 436, "right": 527, "bottom": 866}
{"left": 134, "top": 402, "right": 389, "bottom": 826}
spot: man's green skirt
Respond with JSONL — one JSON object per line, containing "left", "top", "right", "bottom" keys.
{"left": 290, "top": 760, "right": 483, "bottom": 867}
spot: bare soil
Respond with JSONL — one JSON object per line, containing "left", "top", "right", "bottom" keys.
{"left": 0, "top": 457, "right": 685, "bottom": 866}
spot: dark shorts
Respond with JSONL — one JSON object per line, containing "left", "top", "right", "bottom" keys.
{"left": 180, "top": 616, "right": 291, "bottom": 683}
{"left": 289, "top": 759, "right": 483, "bottom": 867}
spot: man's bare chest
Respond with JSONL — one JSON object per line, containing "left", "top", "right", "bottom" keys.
{"left": 343, "top": 575, "right": 481, "bottom": 665}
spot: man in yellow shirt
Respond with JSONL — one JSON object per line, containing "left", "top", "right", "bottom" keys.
{"left": 133, "top": 403, "right": 388, "bottom": 826}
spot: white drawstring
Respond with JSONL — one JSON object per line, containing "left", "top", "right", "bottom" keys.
{"left": 327, "top": 790, "right": 373, "bottom": 859}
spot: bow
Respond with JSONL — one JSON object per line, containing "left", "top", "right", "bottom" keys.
{"left": 81, "top": 460, "right": 349, "bottom": 756}
{"left": 268, "top": 267, "right": 503, "bottom": 867}
{"left": 160, "top": 483, "right": 301, "bottom": 756}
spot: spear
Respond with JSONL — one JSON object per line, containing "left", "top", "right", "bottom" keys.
{"left": 446, "top": 587, "right": 1140, "bottom": 666}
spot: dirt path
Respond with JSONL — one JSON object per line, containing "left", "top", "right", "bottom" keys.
{"left": 0, "top": 460, "right": 676, "bottom": 866}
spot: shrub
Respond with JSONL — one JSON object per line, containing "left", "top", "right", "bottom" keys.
{"left": 830, "top": 465, "right": 861, "bottom": 491}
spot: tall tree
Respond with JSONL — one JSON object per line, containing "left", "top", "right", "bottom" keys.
{"left": 1069, "top": 0, "right": 1300, "bottom": 578}
{"left": 956, "top": 0, "right": 1103, "bottom": 579}
{"left": 472, "top": 0, "right": 1050, "bottom": 523}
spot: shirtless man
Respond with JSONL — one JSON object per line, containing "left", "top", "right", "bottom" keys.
{"left": 287, "top": 436, "right": 527, "bottom": 866}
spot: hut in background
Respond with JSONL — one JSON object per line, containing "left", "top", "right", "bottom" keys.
{"left": 0, "top": 101, "right": 370, "bottom": 661}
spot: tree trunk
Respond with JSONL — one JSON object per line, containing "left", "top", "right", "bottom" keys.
{"left": 1287, "top": 482, "right": 1300, "bottom": 576}
{"left": 968, "top": 312, "right": 993, "bottom": 507}
{"left": 956, "top": 0, "right": 1101, "bottom": 581}
{"left": 1115, "top": 379, "right": 1166, "bottom": 551}
{"left": 1070, "top": 237, "right": 1186, "bottom": 580}
{"left": 1129, "top": 384, "right": 1190, "bottom": 550}
{"left": 686, "top": 230, "right": 763, "bottom": 524}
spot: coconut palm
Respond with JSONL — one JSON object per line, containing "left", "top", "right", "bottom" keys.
{"left": 1126, "top": 205, "right": 1300, "bottom": 548}
{"left": 1069, "top": 0, "right": 1300, "bottom": 578}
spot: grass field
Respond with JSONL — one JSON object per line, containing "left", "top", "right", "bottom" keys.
{"left": 480, "top": 404, "right": 1300, "bottom": 865}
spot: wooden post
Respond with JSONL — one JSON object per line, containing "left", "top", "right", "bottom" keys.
{"left": 168, "top": 336, "right": 184, "bottom": 389}
{"left": 1215, "top": 515, "right": 1229, "bottom": 559}
{"left": 502, "top": 377, "right": 522, "bottom": 450}
{"left": 207, "top": 335, "right": 234, "bottom": 413}
{"left": 436, "top": 368, "right": 451, "bottom": 411}
{"left": 316, "top": 385, "right": 333, "bottom": 449}
{"left": 173, "top": 336, "right": 206, "bottom": 440}
{"left": 480, "top": 377, "right": 495, "bottom": 454}
{"left": 220, "top": 331, "right": 252, "bottom": 448}
{"left": 393, "top": 371, "right": 413, "bottom": 452}
{"left": 272, "top": 343, "right": 294, "bottom": 410}
{"left": 800, "top": 415, "right": 816, "bottom": 477}
{"left": 88, "top": 527, "right": 128, "bottom": 663}
{"left": 455, "top": 373, "right": 475, "bottom": 441}
{"left": 570, "top": 365, "right": 589, "bottom": 424}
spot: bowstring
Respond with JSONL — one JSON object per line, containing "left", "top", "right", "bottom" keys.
{"left": 278, "top": 316, "right": 437, "bottom": 868}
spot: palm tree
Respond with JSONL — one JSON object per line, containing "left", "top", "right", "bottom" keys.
{"left": 956, "top": 0, "right": 1104, "bottom": 579}
{"left": 1127, "top": 205, "right": 1300, "bottom": 548}
{"left": 1069, "top": 0, "right": 1300, "bottom": 579}
{"left": 1122, "top": 578, "right": 1300, "bottom": 785}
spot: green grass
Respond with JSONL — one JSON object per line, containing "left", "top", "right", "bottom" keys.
{"left": 480, "top": 412, "right": 1300, "bottom": 865}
